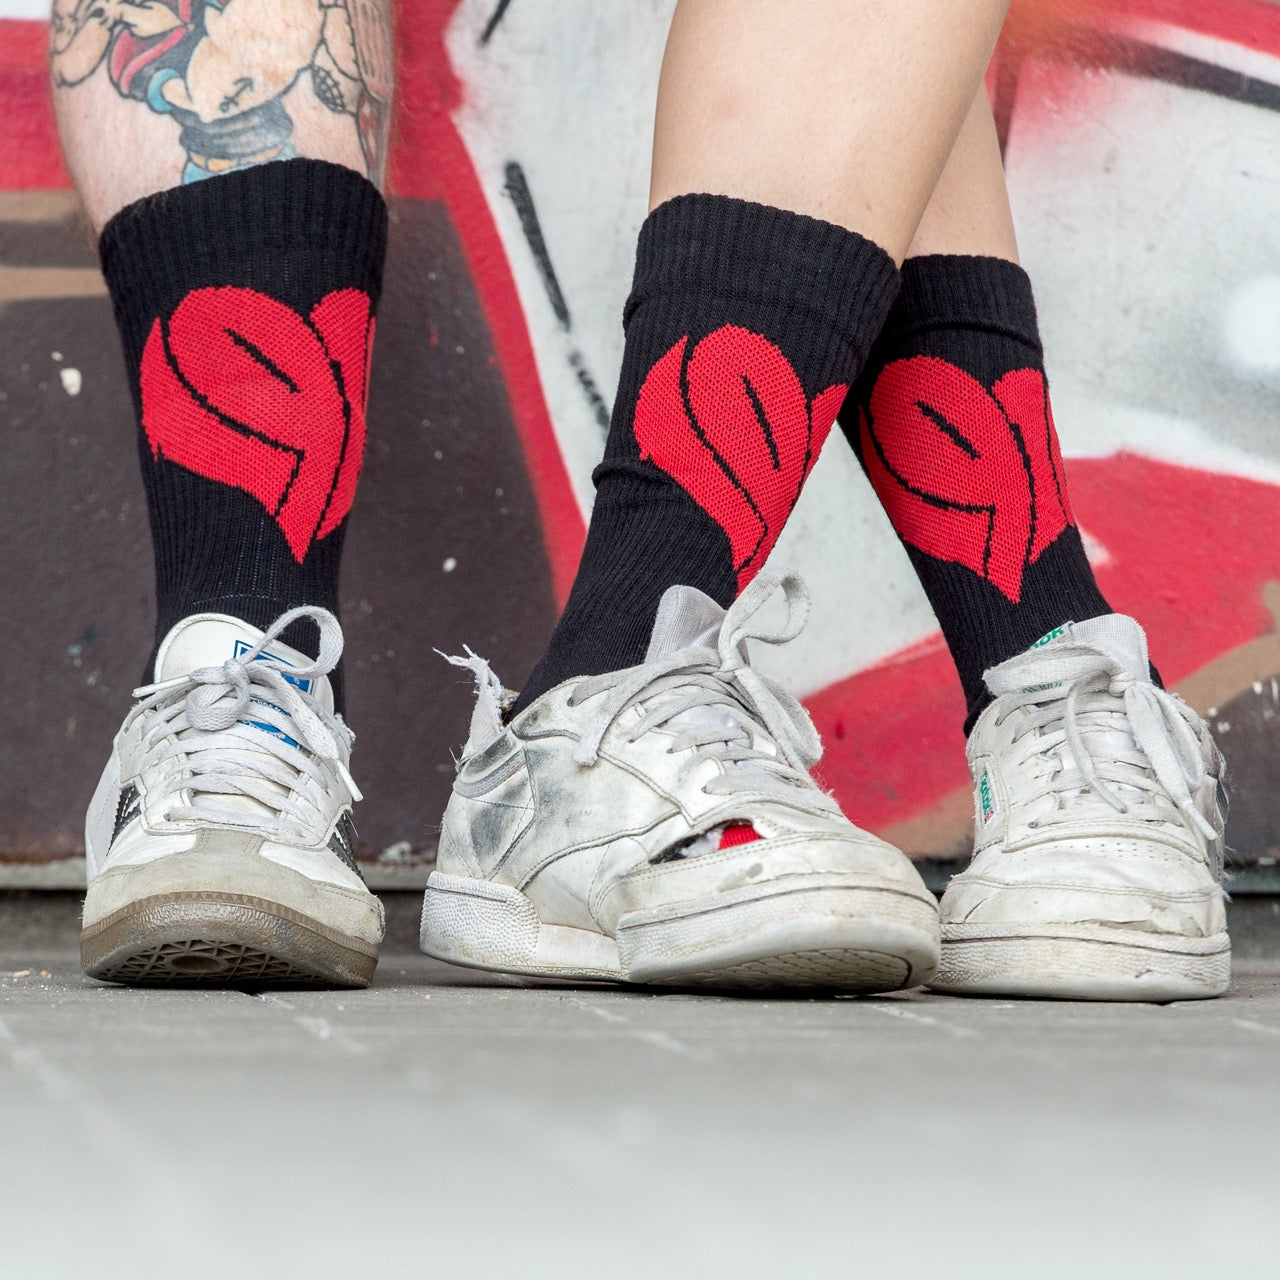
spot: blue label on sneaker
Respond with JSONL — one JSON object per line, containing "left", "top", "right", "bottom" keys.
{"left": 232, "top": 639, "right": 314, "bottom": 693}
{"left": 232, "top": 640, "right": 312, "bottom": 749}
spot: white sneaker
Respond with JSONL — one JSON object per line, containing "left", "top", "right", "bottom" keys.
{"left": 933, "top": 616, "right": 1229, "bottom": 1001}
{"left": 81, "top": 608, "right": 385, "bottom": 987}
{"left": 420, "top": 574, "right": 939, "bottom": 991}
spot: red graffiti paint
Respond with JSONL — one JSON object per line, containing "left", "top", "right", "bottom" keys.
{"left": 0, "top": 21, "right": 71, "bottom": 189}
{"left": 1005, "top": 0, "right": 1280, "bottom": 63}
{"left": 860, "top": 356, "right": 1072, "bottom": 603}
{"left": 992, "top": 0, "right": 1280, "bottom": 149}
{"left": 634, "top": 325, "right": 845, "bottom": 588}
{"left": 807, "top": 636, "right": 969, "bottom": 836}
{"left": 140, "top": 286, "right": 374, "bottom": 562}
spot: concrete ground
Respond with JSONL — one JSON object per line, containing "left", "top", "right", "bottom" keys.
{"left": 3, "top": 894, "right": 1280, "bottom": 1280}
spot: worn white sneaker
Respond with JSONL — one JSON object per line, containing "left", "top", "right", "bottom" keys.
{"left": 933, "top": 616, "right": 1229, "bottom": 1001}
{"left": 420, "top": 574, "right": 939, "bottom": 991}
{"left": 81, "top": 608, "right": 385, "bottom": 987}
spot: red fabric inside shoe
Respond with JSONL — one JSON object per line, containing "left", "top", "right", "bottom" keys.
{"left": 718, "top": 822, "right": 760, "bottom": 849}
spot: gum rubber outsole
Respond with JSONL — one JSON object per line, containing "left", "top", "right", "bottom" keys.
{"left": 932, "top": 927, "right": 1231, "bottom": 1001}
{"left": 80, "top": 892, "right": 379, "bottom": 988}
{"left": 661, "top": 947, "right": 914, "bottom": 991}
{"left": 421, "top": 871, "right": 940, "bottom": 993}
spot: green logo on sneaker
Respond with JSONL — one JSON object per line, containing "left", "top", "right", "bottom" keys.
{"left": 1029, "top": 623, "right": 1072, "bottom": 650}
{"left": 979, "top": 770, "right": 994, "bottom": 825}
{"left": 1018, "top": 622, "right": 1078, "bottom": 694}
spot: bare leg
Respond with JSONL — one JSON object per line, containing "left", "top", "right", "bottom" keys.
{"left": 650, "top": 0, "right": 1010, "bottom": 260}
{"left": 50, "top": 0, "right": 392, "bottom": 229}
{"left": 903, "top": 86, "right": 1018, "bottom": 262}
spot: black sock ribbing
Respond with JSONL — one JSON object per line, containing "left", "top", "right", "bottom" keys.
{"left": 842, "top": 254, "right": 1112, "bottom": 730}
{"left": 99, "top": 159, "right": 388, "bottom": 706}
{"left": 515, "top": 194, "right": 899, "bottom": 712}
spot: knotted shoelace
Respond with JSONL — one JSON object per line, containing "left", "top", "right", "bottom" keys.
{"left": 568, "top": 573, "right": 826, "bottom": 807}
{"left": 985, "top": 641, "right": 1220, "bottom": 845}
{"left": 126, "top": 607, "right": 359, "bottom": 845}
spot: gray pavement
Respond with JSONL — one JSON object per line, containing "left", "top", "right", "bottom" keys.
{"left": 3, "top": 894, "right": 1280, "bottom": 1280}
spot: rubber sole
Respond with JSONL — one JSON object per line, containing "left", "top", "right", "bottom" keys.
{"left": 80, "top": 891, "right": 379, "bottom": 988}
{"left": 420, "top": 870, "right": 940, "bottom": 993}
{"left": 932, "top": 923, "right": 1231, "bottom": 1001}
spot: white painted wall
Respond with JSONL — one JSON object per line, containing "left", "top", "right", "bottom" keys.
{"left": 0, "top": 0, "right": 46, "bottom": 18}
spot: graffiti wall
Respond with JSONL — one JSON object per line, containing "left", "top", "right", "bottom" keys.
{"left": 3, "top": 0, "right": 1280, "bottom": 881}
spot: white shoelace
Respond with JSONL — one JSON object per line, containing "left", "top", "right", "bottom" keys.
{"left": 126, "top": 607, "right": 359, "bottom": 845}
{"left": 569, "top": 574, "right": 826, "bottom": 807}
{"left": 985, "top": 641, "right": 1219, "bottom": 844}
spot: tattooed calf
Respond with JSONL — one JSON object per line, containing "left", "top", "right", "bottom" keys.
{"left": 51, "top": 0, "right": 392, "bottom": 181}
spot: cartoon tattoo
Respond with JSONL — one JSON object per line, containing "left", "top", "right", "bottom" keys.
{"left": 50, "top": 0, "right": 392, "bottom": 183}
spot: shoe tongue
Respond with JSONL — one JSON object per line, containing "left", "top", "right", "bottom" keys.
{"left": 1028, "top": 615, "right": 1150, "bottom": 684}
{"left": 645, "top": 586, "right": 725, "bottom": 661}
{"left": 1023, "top": 616, "right": 1156, "bottom": 806}
{"left": 643, "top": 586, "right": 754, "bottom": 757}
{"left": 154, "top": 613, "right": 334, "bottom": 716}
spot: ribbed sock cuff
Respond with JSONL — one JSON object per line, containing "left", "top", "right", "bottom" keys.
{"left": 887, "top": 254, "right": 1041, "bottom": 354}
{"left": 99, "top": 159, "right": 388, "bottom": 361}
{"left": 628, "top": 193, "right": 900, "bottom": 370}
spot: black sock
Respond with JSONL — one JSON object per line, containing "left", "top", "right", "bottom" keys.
{"left": 99, "top": 159, "right": 387, "bottom": 706}
{"left": 842, "top": 254, "right": 1112, "bottom": 730}
{"left": 515, "top": 194, "right": 899, "bottom": 711}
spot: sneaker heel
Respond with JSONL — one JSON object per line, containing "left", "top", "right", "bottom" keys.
{"left": 420, "top": 871, "right": 624, "bottom": 979}
{"left": 420, "top": 872, "right": 542, "bottom": 970}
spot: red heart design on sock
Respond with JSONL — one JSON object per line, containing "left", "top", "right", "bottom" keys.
{"left": 633, "top": 324, "right": 845, "bottom": 588}
{"left": 992, "top": 365, "right": 1073, "bottom": 561}
{"left": 139, "top": 285, "right": 375, "bottom": 562}
{"left": 859, "top": 355, "right": 1073, "bottom": 603}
